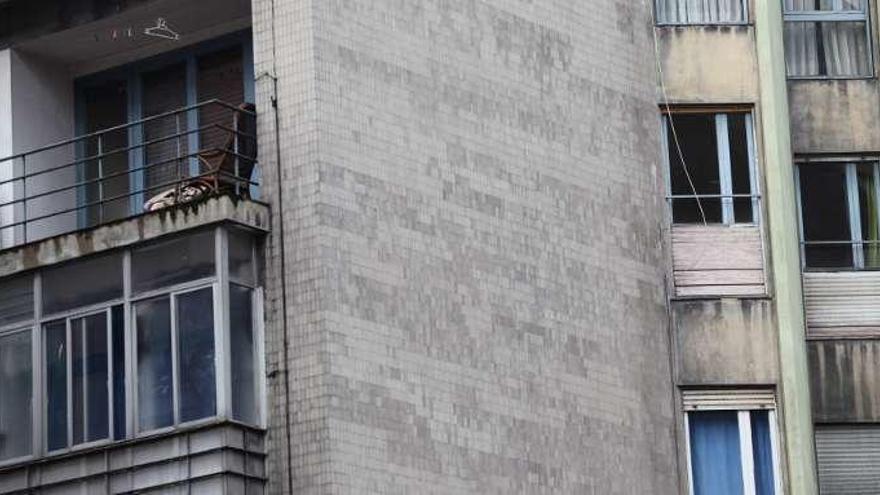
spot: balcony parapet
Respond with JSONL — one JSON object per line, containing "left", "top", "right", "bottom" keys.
{"left": 0, "top": 194, "right": 268, "bottom": 278}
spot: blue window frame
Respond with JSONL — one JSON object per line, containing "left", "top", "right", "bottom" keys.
{"left": 73, "top": 32, "right": 255, "bottom": 225}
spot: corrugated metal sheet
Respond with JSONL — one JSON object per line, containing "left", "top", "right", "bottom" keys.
{"left": 804, "top": 271, "right": 880, "bottom": 329}
{"left": 672, "top": 225, "right": 766, "bottom": 297}
{"left": 816, "top": 425, "right": 880, "bottom": 495}
{"left": 682, "top": 389, "right": 776, "bottom": 411}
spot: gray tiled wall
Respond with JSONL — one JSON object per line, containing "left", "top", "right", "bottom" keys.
{"left": 253, "top": 1, "right": 677, "bottom": 493}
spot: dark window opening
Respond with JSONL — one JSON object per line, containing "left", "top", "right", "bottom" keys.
{"left": 665, "top": 112, "right": 756, "bottom": 225}
{"left": 800, "top": 163, "right": 853, "bottom": 268}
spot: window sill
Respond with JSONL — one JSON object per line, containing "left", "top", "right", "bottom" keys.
{"left": 655, "top": 22, "right": 752, "bottom": 27}
{"left": 670, "top": 293, "right": 771, "bottom": 303}
{"left": 0, "top": 417, "right": 265, "bottom": 472}
{"left": 788, "top": 75, "right": 876, "bottom": 82}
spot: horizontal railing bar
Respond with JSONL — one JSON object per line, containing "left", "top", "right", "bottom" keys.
{"left": 4, "top": 169, "right": 259, "bottom": 229}
{"left": 0, "top": 99, "right": 253, "bottom": 164}
{"left": 665, "top": 194, "right": 762, "bottom": 199}
{"left": 801, "top": 240, "right": 880, "bottom": 245}
{"left": 0, "top": 121, "right": 253, "bottom": 188}
{"left": 0, "top": 148, "right": 257, "bottom": 210}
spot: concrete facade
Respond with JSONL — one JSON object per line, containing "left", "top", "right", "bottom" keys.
{"left": 252, "top": 0, "right": 678, "bottom": 493}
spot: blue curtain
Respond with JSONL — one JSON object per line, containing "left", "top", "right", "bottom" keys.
{"left": 751, "top": 411, "right": 776, "bottom": 495}
{"left": 690, "top": 411, "right": 744, "bottom": 495}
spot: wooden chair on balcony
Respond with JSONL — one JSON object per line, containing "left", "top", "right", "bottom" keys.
{"left": 144, "top": 102, "right": 257, "bottom": 212}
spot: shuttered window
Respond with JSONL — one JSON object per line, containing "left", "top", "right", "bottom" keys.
{"left": 198, "top": 46, "right": 245, "bottom": 154}
{"left": 655, "top": 0, "right": 748, "bottom": 25}
{"left": 816, "top": 425, "right": 880, "bottom": 494}
{"left": 142, "top": 63, "right": 189, "bottom": 199}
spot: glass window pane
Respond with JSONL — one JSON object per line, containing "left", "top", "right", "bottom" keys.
{"left": 228, "top": 229, "right": 255, "bottom": 286}
{"left": 0, "top": 331, "right": 31, "bottom": 461}
{"left": 751, "top": 410, "right": 776, "bottom": 495}
{"left": 728, "top": 114, "right": 754, "bottom": 223}
{"left": 784, "top": 21, "right": 871, "bottom": 77}
{"left": 177, "top": 288, "right": 216, "bottom": 423}
{"left": 667, "top": 114, "right": 723, "bottom": 224}
{"left": 112, "top": 305, "right": 125, "bottom": 440}
{"left": 72, "top": 320, "right": 84, "bottom": 445}
{"left": 45, "top": 320, "right": 67, "bottom": 451}
{"left": 43, "top": 253, "right": 122, "bottom": 315}
{"left": 131, "top": 231, "right": 215, "bottom": 294}
{"left": 656, "top": 0, "right": 746, "bottom": 24}
{"left": 0, "top": 275, "right": 33, "bottom": 328}
{"left": 858, "top": 164, "right": 880, "bottom": 269}
{"left": 230, "top": 284, "right": 257, "bottom": 424}
{"left": 84, "top": 313, "right": 109, "bottom": 443}
{"left": 689, "top": 410, "right": 744, "bottom": 495}
{"left": 785, "top": 0, "right": 864, "bottom": 11}
{"left": 800, "top": 164, "right": 853, "bottom": 268}
{"left": 136, "top": 297, "right": 173, "bottom": 431}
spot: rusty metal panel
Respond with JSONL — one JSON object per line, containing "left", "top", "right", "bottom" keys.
{"left": 803, "top": 271, "right": 880, "bottom": 329}
{"left": 816, "top": 425, "right": 880, "bottom": 495}
{"left": 672, "top": 224, "right": 766, "bottom": 297}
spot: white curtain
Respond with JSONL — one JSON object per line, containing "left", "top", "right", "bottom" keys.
{"left": 784, "top": 0, "right": 870, "bottom": 77}
{"left": 656, "top": 0, "right": 746, "bottom": 24}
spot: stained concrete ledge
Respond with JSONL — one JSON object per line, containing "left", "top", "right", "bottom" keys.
{"left": 0, "top": 196, "right": 269, "bottom": 278}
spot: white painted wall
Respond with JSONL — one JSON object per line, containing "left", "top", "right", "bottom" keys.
{"left": 9, "top": 51, "right": 75, "bottom": 244}
{"left": 0, "top": 50, "right": 15, "bottom": 248}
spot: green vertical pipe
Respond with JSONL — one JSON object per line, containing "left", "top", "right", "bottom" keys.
{"left": 754, "top": 1, "right": 819, "bottom": 493}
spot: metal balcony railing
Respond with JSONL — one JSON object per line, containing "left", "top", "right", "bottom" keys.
{"left": 0, "top": 100, "right": 258, "bottom": 248}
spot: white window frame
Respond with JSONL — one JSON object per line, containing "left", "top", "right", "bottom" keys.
{"left": 0, "top": 225, "right": 265, "bottom": 468}
{"left": 662, "top": 111, "right": 761, "bottom": 226}
{"left": 654, "top": 0, "right": 750, "bottom": 26}
{"left": 41, "top": 305, "right": 119, "bottom": 454}
{"left": 795, "top": 159, "right": 880, "bottom": 270}
{"left": 131, "top": 280, "right": 219, "bottom": 436}
{"left": 783, "top": 0, "right": 874, "bottom": 80}
{"left": 683, "top": 390, "right": 783, "bottom": 495}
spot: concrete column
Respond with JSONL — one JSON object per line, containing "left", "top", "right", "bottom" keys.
{"left": 754, "top": 1, "right": 819, "bottom": 493}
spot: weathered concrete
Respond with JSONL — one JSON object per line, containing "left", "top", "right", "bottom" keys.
{"left": 673, "top": 298, "right": 778, "bottom": 385}
{"left": 657, "top": 26, "right": 760, "bottom": 103}
{"left": 789, "top": 80, "right": 880, "bottom": 153}
{"left": 0, "top": 196, "right": 268, "bottom": 277}
{"left": 253, "top": 0, "right": 678, "bottom": 493}
{"left": 809, "top": 340, "right": 880, "bottom": 423}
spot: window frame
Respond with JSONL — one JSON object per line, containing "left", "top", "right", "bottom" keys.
{"left": 795, "top": 159, "right": 880, "bottom": 271}
{"left": 0, "top": 225, "right": 265, "bottom": 469}
{"left": 654, "top": 0, "right": 750, "bottom": 26}
{"left": 0, "top": 324, "right": 37, "bottom": 466}
{"left": 682, "top": 390, "right": 783, "bottom": 495}
{"left": 42, "top": 305, "right": 119, "bottom": 455}
{"left": 661, "top": 109, "right": 762, "bottom": 226}
{"left": 130, "top": 281, "right": 220, "bottom": 437}
{"left": 783, "top": 0, "right": 874, "bottom": 80}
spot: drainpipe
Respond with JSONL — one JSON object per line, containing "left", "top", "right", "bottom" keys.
{"left": 754, "top": 1, "right": 819, "bottom": 493}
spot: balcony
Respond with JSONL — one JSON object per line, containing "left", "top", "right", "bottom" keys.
{"left": 0, "top": 99, "right": 259, "bottom": 249}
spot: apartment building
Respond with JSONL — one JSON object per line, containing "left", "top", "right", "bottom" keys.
{"left": 0, "top": 0, "right": 869, "bottom": 494}
{"left": 660, "top": 0, "right": 880, "bottom": 493}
